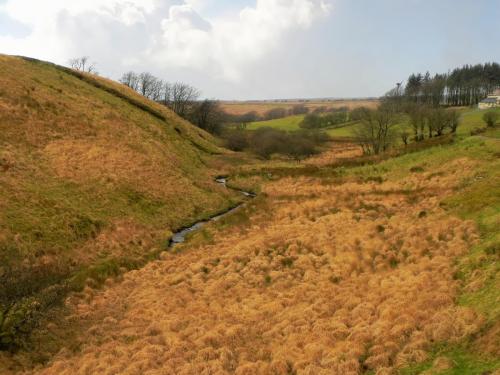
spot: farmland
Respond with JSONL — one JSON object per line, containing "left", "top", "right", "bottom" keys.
{"left": 220, "top": 99, "right": 380, "bottom": 116}
{"left": 247, "top": 114, "right": 306, "bottom": 131}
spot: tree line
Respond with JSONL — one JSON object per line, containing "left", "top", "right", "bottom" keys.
{"left": 119, "top": 71, "right": 224, "bottom": 134}
{"left": 404, "top": 63, "right": 500, "bottom": 107}
{"left": 352, "top": 61, "right": 500, "bottom": 156}
{"left": 227, "top": 104, "right": 354, "bottom": 125}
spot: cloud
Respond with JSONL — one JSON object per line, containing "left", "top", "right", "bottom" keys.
{"left": 153, "top": 0, "right": 331, "bottom": 80}
{"left": 0, "top": 0, "right": 159, "bottom": 62}
{"left": 0, "top": 0, "right": 331, "bottom": 82}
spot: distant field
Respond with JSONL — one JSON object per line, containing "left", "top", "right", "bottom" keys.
{"left": 221, "top": 98, "right": 380, "bottom": 116}
{"left": 247, "top": 115, "right": 306, "bottom": 131}
{"left": 325, "top": 107, "right": 500, "bottom": 139}
{"left": 242, "top": 103, "right": 496, "bottom": 138}
{"left": 326, "top": 121, "right": 361, "bottom": 137}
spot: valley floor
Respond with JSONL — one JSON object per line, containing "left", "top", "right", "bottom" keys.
{"left": 2, "top": 136, "right": 499, "bottom": 375}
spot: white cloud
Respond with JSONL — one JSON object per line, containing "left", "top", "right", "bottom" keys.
{"left": 0, "top": 0, "right": 332, "bottom": 91}
{"left": 0, "top": 0, "right": 159, "bottom": 62}
{"left": 1, "top": 0, "right": 157, "bottom": 26}
{"left": 154, "top": 0, "right": 331, "bottom": 80}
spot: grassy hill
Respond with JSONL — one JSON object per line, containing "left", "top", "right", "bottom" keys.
{"left": 0, "top": 55, "right": 239, "bottom": 347}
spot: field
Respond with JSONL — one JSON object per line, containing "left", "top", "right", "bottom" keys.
{"left": 221, "top": 99, "right": 379, "bottom": 116}
{"left": 245, "top": 107, "right": 500, "bottom": 140}
{"left": 325, "top": 107, "right": 500, "bottom": 139}
{"left": 2, "top": 122, "right": 499, "bottom": 374}
{"left": 247, "top": 115, "right": 306, "bottom": 131}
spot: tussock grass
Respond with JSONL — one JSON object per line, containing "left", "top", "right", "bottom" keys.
{"left": 8, "top": 133, "right": 497, "bottom": 374}
{"left": 0, "top": 54, "right": 235, "bottom": 348}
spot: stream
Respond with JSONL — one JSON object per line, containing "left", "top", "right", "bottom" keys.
{"left": 168, "top": 178, "right": 256, "bottom": 247}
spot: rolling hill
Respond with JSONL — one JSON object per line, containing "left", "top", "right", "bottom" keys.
{"left": 0, "top": 55, "right": 238, "bottom": 348}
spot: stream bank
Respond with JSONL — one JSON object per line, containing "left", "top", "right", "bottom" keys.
{"left": 168, "top": 178, "right": 256, "bottom": 247}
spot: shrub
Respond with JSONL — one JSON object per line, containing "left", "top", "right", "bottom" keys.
{"left": 290, "top": 104, "right": 309, "bottom": 115}
{"left": 264, "top": 108, "right": 287, "bottom": 120}
{"left": 248, "top": 128, "right": 327, "bottom": 160}
{"left": 483, "top": 111, "right": 499, "bottom": 127}
{"left": 300, "top": 112, "right": 348, "bottom": 129}
{"left": 224, "top": 130, "right": 248, "bottom": 151}
{"left": 350, "top": 107, "right": 368, "bottom": 121}
{"left": 285, "top": 136, "right": 317, "bottom": 161}
{"left": 299, "top": 113, "right": 323, "bottom": 129}
{"left": 312, "top": 106, "right": 328, "bottom": 114}
{"left": 249, "top": 127, "right": 288, "bottom": 159}
{"left": 0, "top": 261, "right": 70, "bottom": 349}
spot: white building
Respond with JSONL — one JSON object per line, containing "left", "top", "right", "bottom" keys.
{"left": 479, "top": 89, "right": 500, "bottom": 109}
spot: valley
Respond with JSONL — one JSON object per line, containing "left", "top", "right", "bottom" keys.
{"left": 0, "top": 55, "right": 499, "bottom": 375}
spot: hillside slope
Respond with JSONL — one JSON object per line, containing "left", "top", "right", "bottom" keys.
{"left": 0, "top": 55, "right": 237, "bottom": 347}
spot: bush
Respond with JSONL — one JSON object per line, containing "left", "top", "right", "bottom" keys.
{"left": 290, "top": 104, "right": 309, "bottom": 115}
{"left": 285, "top": 136, "right": 317, "bottom": 161}
{"left": 312, "top": 106, "right": 328, "bottom": 114}
{"left": 300, "top": 112, "right": 348, "bottom": 129}
{"left": 350, "top": 107, "right": 368, "bottom": 121}
{"left": 263, "top": 108, "right": 287, "bottom": 120}
{"left": 300, "top": 113, "right": 324, "bottom": 129}
{"left": 0, "top": 261, "right": 70, "bottom": 349}
{"left": 483, "top": 111, "right": 499, "bottom": 127}
{"left": 224, "top": 130, "right": 248, "bottom": 151}
{"left": 250, "top": 127, "right": 288, "bottom": 159}
{"left": 247, "top": 128, "right": 328, "bottom": 160}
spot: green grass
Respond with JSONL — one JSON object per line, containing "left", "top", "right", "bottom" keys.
{"left": 458, "top": 107, "right": 500, "bottom": 136}
{"left": 400, "top": 345, "right": 500, "bottom": 375}
{"left": 326, "top": 121, "right": 361, "bottom": 137}
{"left": 247, "top": 115, "right": 306, "bottom": 131}
{"left": 325, "top": 108, "right": 500, "bottom": 140}
{"left": 247, "top": 107, "right": 498, "bottom": 140}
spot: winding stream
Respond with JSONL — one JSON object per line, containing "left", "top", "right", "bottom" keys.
{"left": 168, "top": 178, "right": 256, "bottom": 247}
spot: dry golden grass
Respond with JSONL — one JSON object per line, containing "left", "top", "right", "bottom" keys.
{"left": 0, "top": 54, "right": 238, "bottom": 350}
{"left": 305, "top": 142, "right": 363, "bottom": 166}
{"left": 0, "top": 55, "right": 232, "bottom": 266}
{"left": 220, "top": 99, "right": 379, "bottom": 116}
{"left": 9, "top": 152, "right": 487, "bottom": 375}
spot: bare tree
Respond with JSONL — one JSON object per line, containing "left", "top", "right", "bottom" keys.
{"left": 149, "top": 78, "right": 165, "bottom": 102}
{"left": 189, "top": 99, "right": 223, "bottom": 134}
{"left": 120, "top": 71, "right": 140, "bottom": 91}
{"left": 137, "top": 72, "right": 158, "bottom": 99}
{"left": 447, "top": 110, "right": 460, "bottom": 133}
{"left": 352, "top": 105, "right": 398, "bottom": 155}
{"left": 118, "top": 71, "right": 202, "bottom": 123}
{"left": 69, "top": 56, "right": 97, "bottom": 74}
{"left": 426, "top": 108, "right": 448, "bottom": 137}
{"left": 169, "top": 82, "right": 200, "bottom": 118}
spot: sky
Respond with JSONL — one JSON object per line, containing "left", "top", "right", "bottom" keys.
{"left": 0, "top": 0, "right": 499, "bottom": 100}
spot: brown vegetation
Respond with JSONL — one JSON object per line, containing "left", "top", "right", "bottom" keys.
{"left": 220, "top": 99, "right": 380, "bottom": 117}
{"left": 5, "top": 148, "right": 487, "bottom": 375}
{"left": 0, "top": 55, "right": 235, "bottom": 347}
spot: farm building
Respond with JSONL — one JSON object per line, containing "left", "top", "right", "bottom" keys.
{"left": 478, "top": 89, "right": 500, "bottom": 109}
